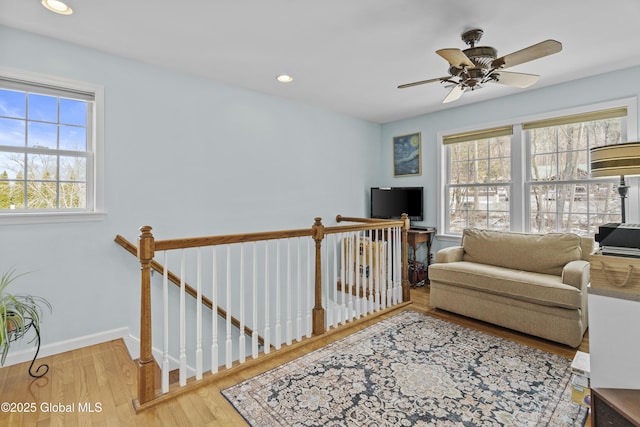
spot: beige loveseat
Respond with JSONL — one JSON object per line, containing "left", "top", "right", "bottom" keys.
{"left": 428, "top": 228, "right": 593, "bottom": 347}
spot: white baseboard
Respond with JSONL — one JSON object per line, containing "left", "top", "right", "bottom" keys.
{"left": 2, "top": 327, "right": 130, "bottom": 367}
{"left": 123, "top": 335, "right": 193, "bottom": 376}
{"left": 4, "top": 328, "right": 196, "bottom": 378}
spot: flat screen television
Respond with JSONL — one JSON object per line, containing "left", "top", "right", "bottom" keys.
{"left": 370, "top": 187, "right": 423, "bottom": 221}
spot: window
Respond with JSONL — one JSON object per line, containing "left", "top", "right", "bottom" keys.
{"left": 525, "top": 108, "right": 626, "bottom": 236}
{"left": 0, "top": 70, "right": 103, "bottom": 222}
{"left": 445, "top": 126, "right": 512, "bottom": 235}
{"left": 442, "top": 104, "right": 629, "bottom": 237}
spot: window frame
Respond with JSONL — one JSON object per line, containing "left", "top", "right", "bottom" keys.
{"left": 0, "top": 67, "right": 105, "bottom": 224}
{"left": 437, "top": 98, "right": 637, "bottom": 240}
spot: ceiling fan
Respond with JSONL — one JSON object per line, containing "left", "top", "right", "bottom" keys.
{"left": 398, "top": 29, "right": 562, "bottom": 103}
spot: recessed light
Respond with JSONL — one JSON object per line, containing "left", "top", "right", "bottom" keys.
{"left": 41, "top": 0, "right": 73, "bottom": 15}
{"left": 276, "top": 74, "right": 294, "bottom": 83}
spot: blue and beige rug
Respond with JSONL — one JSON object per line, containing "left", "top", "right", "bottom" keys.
{"left": 222, "top": 310, "right": 588, "bottom": 426}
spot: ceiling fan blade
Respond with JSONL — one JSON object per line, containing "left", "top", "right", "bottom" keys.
{"left": 397, "top": 77, "right": 448, "bottom": 89}
{"left": 493, "top": 71, "right": 539, "bottom": 88}
{"left": 436, "top": 49, "right": 475, "bottom": 68}
{"left": 442, "top": 85, "right": 465, "bottom": 103}
{"left": 492, "top": 40, "right": 562, "bottom": 69}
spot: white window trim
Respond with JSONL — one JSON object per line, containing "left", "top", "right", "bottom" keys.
{"left": 437, "top": 97, "right": 638, "bottom": 240}
{"left": 0, "top": 67, "right": 105, "bottom": 225}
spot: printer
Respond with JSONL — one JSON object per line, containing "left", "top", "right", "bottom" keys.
{"left": 595, "top": 223, "right": 640, "bottom": 257}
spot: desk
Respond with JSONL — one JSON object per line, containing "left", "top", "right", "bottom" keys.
{"left": 591, "top": 388, "right": 640, "bottom": 426}
{"left": 407, "top": 228, "right": 436, "bottom": 286}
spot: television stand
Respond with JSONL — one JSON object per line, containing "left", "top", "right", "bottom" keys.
{"left": 408, "top": 228, "right": 436, "bottom": 286}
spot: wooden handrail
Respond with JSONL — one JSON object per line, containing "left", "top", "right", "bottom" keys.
{"left": 153, "top": 228, "right": 313, "bottom": 252}
{"left": 330, "top": 215, "right": 407, "bottom": 234}
{"left": 335, "top": 215, "right": 403, "bottom": 224}
{"left": 114, "top": 235, "right": 265, "bottom": 346}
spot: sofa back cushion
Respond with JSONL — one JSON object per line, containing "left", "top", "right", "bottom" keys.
{"left": 461, "top": 228, "right": 583, "bottom": 275}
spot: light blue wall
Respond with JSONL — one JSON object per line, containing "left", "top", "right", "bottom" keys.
{"left": 0, "top": 25, "right": 381, "bottom": 353}
{"left": 381, "top": 66, "right": 640, "bottom": 253}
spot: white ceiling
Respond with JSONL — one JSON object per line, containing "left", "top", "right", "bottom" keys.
{"left": 1, "top": 0, "right": 639, "bottom": 124}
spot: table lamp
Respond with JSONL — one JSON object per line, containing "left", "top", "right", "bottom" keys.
{"left": 590, "top": 142, "right": 640, "bottom": 223}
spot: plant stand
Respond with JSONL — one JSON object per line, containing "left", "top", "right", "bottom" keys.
{"left": 8, "top": 317, "right": 49, "bottom": 378}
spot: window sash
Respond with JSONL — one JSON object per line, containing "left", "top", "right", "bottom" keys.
{"left": 0, "top": 76, "right": 95, "bottom": 213}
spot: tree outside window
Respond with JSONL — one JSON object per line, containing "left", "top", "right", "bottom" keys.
{"left": 528, "top": 118, "right": 622, "bottom": 235}
{"left": 443, "top": 107, "right": 625, "bottom": 237}
{"left": 447, "top": 134, "right": 511, "bottom": 235}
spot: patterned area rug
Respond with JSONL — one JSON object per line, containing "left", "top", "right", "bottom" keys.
{"left": 222, "top": 310, "right": 588, "bottom": 426}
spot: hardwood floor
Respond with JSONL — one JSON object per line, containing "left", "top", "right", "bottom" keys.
{"left": 0, "top": 286, "right": 589, "bottom": 426}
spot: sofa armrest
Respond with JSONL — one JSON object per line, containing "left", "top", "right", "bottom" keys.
{"left": 435, "top": 246, "right": 465, "bottom": 263}
{"left": 562, "top": 260, "right": 590, "bottom": 291}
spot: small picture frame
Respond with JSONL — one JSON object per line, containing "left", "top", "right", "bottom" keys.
{"left": 393, "top": 132, "right": 421, "bottom": 177}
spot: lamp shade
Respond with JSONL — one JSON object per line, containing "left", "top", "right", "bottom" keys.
{"left": 590, "top": 142, "right": 640, "bottom": 177}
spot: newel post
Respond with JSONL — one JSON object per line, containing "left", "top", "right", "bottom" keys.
{"left": 137, "top": 226, "right": 156, "bottom": 404}
{"left": 400, "top": 214, "right": 411, "bottom": 302}
{"left": 311, "top": 217, "right": 326, "bottom": 335}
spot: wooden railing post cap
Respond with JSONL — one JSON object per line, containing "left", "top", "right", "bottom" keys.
{"left": 139, "top": 225, "right": 153, "bottom": 235}
{"left": 312, "top": 217, "right": 324, "bottom": 241}
{"left": 137, "top": 226, "right": 155, "bottom": 260}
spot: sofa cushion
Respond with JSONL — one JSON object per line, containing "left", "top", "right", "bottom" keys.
{"left": 428, "top": 261, "right": 583, "bottom": 309}
{"left": 461, "top": 228, "right": 582, "bottom": 276}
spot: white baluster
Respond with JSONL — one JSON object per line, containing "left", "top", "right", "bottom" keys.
{"left": 306, "top": 237, "right": 312, "bottom": 338}
{"left": 264, "top": 241, "right": 271, "bottom": 354}
{"left": 374, "top": 230, "right": 381, "bottom": 312}
{"left": 225, "top": 246, "right": 233, "bottom": 368}
{"left": 179, "top": 250, "right": 187, "bottom": 386}
{"left": 211, "top": 247, "right": 218, "bottom": 374}
{"left": 347, "top": 233, "right": 354, "bottom": 321}
{"left": 392, "top": 227, "right": 397, "bottom": 305}
{"left": 339, "top": 233, "right": 346, "bottom": 324}
{"left": 296, "top": 238, "right": 302, "bottom": 342}
{"left": 239, "top": 243, "right": 246, "bottom": 364}
{"left": 162, "top": 251, "right": 169, "bottom": 393}
{"left": 252, "top": 242, "right": 259, "bottom": 359}
{"left": 275, "top": 240, "right": 281, "bottom": 350}
{"left": 196, "top": 248, "right": 203, "bottom": 380}
{"left": 324, "top": 233, "right": 331, "bottom": 328}
{"left": 395, "top": 226, "right": 401, "bottom": 304}
{"left": 332, "top": 234, "right": 339, "bottom": 327}
{"left": 367, "top": 229, "right": 374, "bottom": 314}
{"left": 355, "top": 231, "right": 361, "bottom": 318}
{"left": 386, "top": 227, "right": 393, "bottom": 308}
{"left": 286, "top": 239, "right": 292, "bottom": 346}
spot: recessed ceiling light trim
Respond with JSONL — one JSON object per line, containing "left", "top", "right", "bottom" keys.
{"left": 276, "top": 74, "right": 294, "bottom": 83}
{"left": 41, "top": 0, "right": 73, "bottom": 15}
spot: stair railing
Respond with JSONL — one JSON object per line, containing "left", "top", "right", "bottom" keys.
{"left": 131, "top": 214, "right": 410, "bottom": 410}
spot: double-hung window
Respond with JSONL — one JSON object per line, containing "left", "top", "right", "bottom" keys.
{"left": 444, "top": 126, "right": 513, "bottom": 235}
{"left": 525, "top": 108, "right": 626, "bottom": 235}
{"left": 0, "top": 71, "right": 102, "bottom": 221}
{"left": 442, "top": 104, "right": 629, "bottom": 237}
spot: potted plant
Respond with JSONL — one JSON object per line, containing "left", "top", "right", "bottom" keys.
{"left": 0, "top": 268, "right": 52, "bottom": 376}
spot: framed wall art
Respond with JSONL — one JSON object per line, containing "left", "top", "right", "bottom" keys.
{"left": 393, "top": 132, "right": 421, "bottom": 177}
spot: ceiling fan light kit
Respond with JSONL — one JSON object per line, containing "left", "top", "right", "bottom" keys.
{"left": 399, "top": 28, "right": 562, "bottom": 103}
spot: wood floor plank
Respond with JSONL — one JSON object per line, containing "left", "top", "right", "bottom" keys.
{"left": 0, "top": 287, "right": 589, "bottom": 426}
